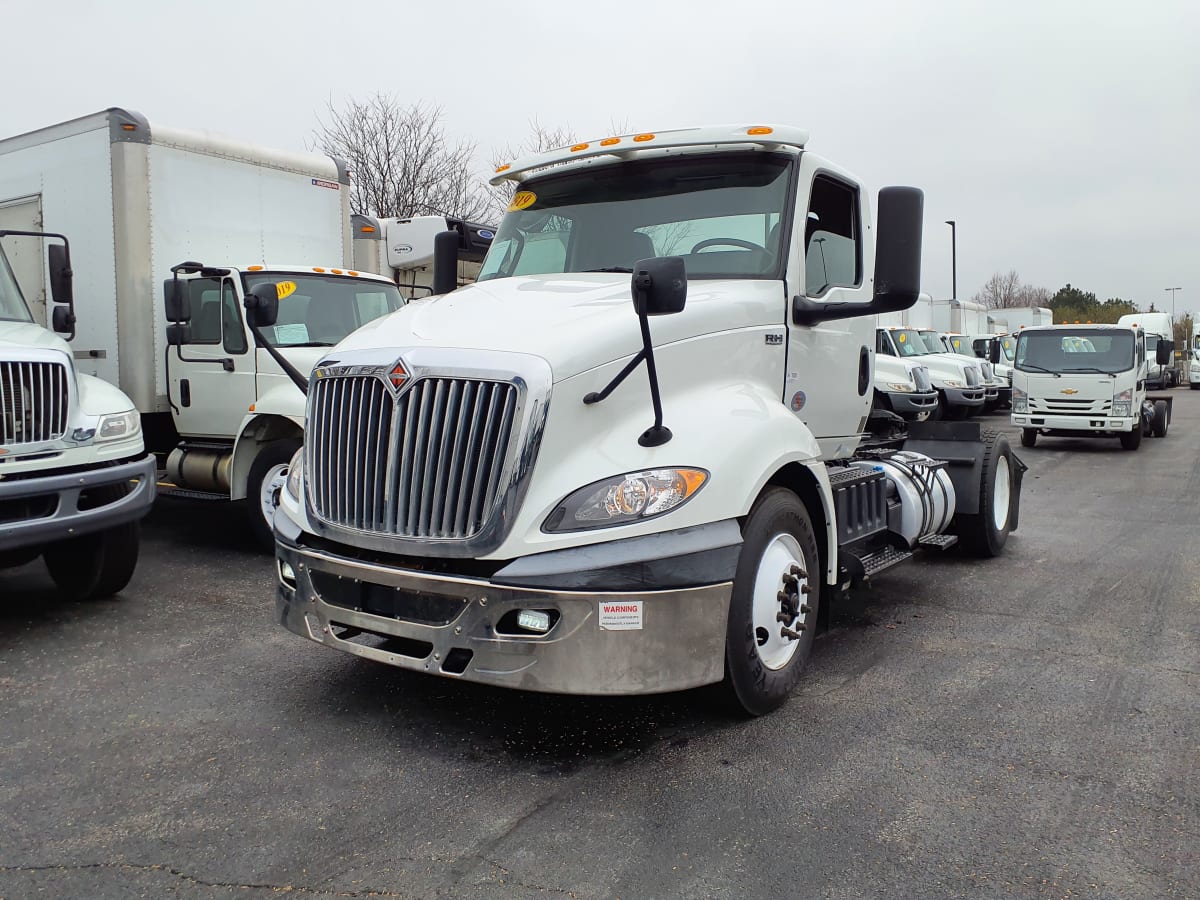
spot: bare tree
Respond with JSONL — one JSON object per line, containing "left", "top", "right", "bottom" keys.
{"left": 971, "top": 270, "right": 1021, "bottom": 309}
{"left": 313, "top": 95, "right": 494, "bottom": 222}
{"left": 1013, "top": 284, "right": 1051, "bottom": 308}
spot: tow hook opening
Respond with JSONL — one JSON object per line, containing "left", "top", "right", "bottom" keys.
{"left": 495, "top": 608, "right": 561, "bottom": 637}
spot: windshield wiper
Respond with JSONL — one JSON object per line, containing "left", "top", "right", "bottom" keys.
{"left": 583, "top": 267, "right": 634, "bottom": 273}
{"left": 1063, "top": 367, "right": 1117, "bottom": 376}
{"left": 1018, "top": 363, "right": 1061, "bottom": 377}
{"left": 274, "top": 341, "right": 335, "bottom": 348}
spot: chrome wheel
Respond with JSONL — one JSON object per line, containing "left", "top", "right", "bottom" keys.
{"left": 259, "top": 463, "right": 289, "bottom": 530}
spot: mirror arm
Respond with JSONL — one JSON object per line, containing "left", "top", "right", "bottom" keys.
{"left": 583, "top": 348, "right": 646, "bottom": 406}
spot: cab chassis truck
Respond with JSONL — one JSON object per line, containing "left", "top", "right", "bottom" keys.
{"left": 264, "top": 126, "right": 1026, "bottom": 714}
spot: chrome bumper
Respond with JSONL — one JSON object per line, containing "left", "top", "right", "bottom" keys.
{"left": 275, "top": 537, "right": 732, "bottom": 695}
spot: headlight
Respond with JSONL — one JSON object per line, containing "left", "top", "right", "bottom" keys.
{"left": 886, "top": 382, "right": 914, "bottom": 393}
{"left": 1012, "top": 386, "right": 1027, "bottom": 413}
{"left": 285, "top": 448, "right": 304, "bottom": 501}
{"left": 543, "top": 468, "right": 708, "bottom": 533}
{"left": 96, "top": 410, "right": 140, "bottom": 442}
{"left": 942, "top": 380, "right": 962, "bottom": 388}
{"left": 1111, "top": 388, "right": 1132, "bottom": 418}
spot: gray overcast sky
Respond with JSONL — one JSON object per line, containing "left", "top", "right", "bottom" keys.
{"left": 6, "top": 0, "right": 1198, "bottom": 315}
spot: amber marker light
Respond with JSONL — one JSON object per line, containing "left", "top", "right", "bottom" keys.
{"left": 359, "top": 224, "right": 376, "bottom": 233}
{"left": 570, "top": 143, "right": 590, "bottom": 152}
{"left": 247, "top": 265, "right": 264, "bottom": 271}
{"left": 633, "top": 133, "right": 655, "bottom": 142}
{"left": 331, "top": 269, "right": 343, "bottom": 275}
{"left": 495, "top": 164, "right": 511, "bottom": 173}
{"left": 600, "top": 137, "right": 621, "bottom": 146}
{"left": 747, "top": 126, "right": 774, "bottom": 135}
{"left": 313, "top": 267, "right": 326, "bottom": 273}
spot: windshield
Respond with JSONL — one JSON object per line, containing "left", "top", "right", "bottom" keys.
{"left": 885, "top": 329, "right": 935, "bottom": 358}
{"left": 919, "top": 330, "right": 951, "bottom": 353}
{"left": 478, "top": 152, "right": 793, "bottom": 282}
{"left": 1000, "top": 336, "right": 1016, "bottom": 361}
{"left": 242, "top": 273, "right": 405, "bottom": 347}
{"left": 1016, "top": 329, "right": 1135, "bottom": 373}
{"left": 0, "top": 246, "right": 33, "bottom": 323}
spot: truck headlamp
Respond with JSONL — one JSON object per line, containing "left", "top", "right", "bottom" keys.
{"left": 543, "top": 468, "right": 708, "bottom": 533}
{"left": 886, "top": 382, "right": 914, "bottom": 393}
{"left": 1012, "top": 386, "right": 1027, "bottom": 413}
{"left": 285, "top": 448, "right": 304, "bottom": 501}
{"left": 96, "top": 410, "right": 140, "bottom": 443}
{"left": 942, "top": 380, "right": 962, "bottom": 389}
{"left": 1112, "top": 388, "right": 1132, "bottom": 418}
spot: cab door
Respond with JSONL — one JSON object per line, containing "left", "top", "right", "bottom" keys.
{"left": 169, "top": 276, "right": 257, "bottom": 439}
{"left": 783, "top": 160, "right": 876, "bottom": 456}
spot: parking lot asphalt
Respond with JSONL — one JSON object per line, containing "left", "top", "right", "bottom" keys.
{"left": 2, "top": 396, "right": 1198, "bottom": 899}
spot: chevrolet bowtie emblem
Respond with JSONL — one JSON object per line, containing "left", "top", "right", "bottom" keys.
{"left": 1060, "top": 388, "right": 1079, "bottom": 394}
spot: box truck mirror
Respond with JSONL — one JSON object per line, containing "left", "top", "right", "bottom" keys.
{"left": 163, "top": 279, "right": 191, "bottom": 322}
{"left": 870, "top": 186, "right": 924, "bottom": 314}
{"left": 631, "top": 256, "right": 687, "bottom": 317}
{"left": 1156, "top": 340, "right": 1174, "bottom": 366}
{"left": 166, "top": 323, "right": 192, "bottom": 346}
{"left": 989, "top": 341, "right": 1001, "bottom": 364}
{"left": 244, "top": 283, "right": 281, "bottom": 328}
{"left": 48, "top": 243, "right": 73, "bottom": 308}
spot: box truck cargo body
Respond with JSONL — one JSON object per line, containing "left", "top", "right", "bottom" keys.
{"left": 0, "top": 108, "right": 353, "bottom": 412}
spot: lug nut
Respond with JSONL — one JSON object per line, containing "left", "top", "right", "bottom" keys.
{"left": 780, "top": 625, "right": 806, "bottom": 640}
{"left": 800, "top": 604, "right": 811, "bottom": 615}
{"left": 789, "top": 565, "right": 806, "bottom": 577}
{"left": 799, "top": 584, "right": 812, "bottom": 595}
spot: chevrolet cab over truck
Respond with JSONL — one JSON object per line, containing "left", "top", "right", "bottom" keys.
{"left": 0, "top": 232, "right": 154, "bottom": 598}
{"left": 271, "top": 125, "right": 1026, "bottom": 715}
{"left": 1012, "top": 323, "right": 1173, "bottom": 450}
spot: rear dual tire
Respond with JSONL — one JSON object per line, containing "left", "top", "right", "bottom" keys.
{"left": 954, "top": 430, "right": 1015, "bottom": 558}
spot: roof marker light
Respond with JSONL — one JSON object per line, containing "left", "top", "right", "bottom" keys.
{"left": 313, "top": 267, "right": 326, "bottom": 273}
{"left": 348, "top": 270, "right": 359, "bottom": 276}
{"left": 570, "top": 143, "right": 589, "bottom": 152}
{"left": 600, "top": 137, "right": 621, "bottom": 146}
{"left": 122, "top": 124, "right": 136, "bottom": 131}
{"left": 747, "top": 126, "right": 774, "bottom": 135}
{"left": 633, "top": 133, "right": 655, "bottom": 142}
{"left": 247, "top": 265, "right": 264, "bottom": 271}
{"left": 359, "top": 224, "right": 376, "bottom": 233}
{"left": 331, "top": 268, "right": 343, "bottom": 275}
{"left": 495, "top": 163, "right": 511, "bottom": 173}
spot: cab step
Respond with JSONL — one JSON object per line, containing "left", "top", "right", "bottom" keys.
{"left": 860, "top": 545, "right": 913, "bottom": 578}
{"left": 156, "top": 484, "right": 226, "bottom": 501}
{"left": 918, "top": 533, "right": 958, "bottom": 551}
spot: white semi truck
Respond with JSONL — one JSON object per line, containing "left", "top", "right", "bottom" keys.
{"left": 1012, "top": 323, "right": 1172, "bottom": 449}
{"left": 267, "top": 125, "right": 1026, "bottom": 715}
{"left": 0, "top": 108, "right": 491, "bottom": 545}
{"left": 0, "top": 231, "right": 155, "bottom": 598}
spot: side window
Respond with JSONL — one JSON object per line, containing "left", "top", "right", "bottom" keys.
{"left": 186, "top": 277, "right": 222, "bottom": 344}
{"left": 355, "top": 290, "right": 395, "bottom": 326}
{"left": 804, "top": 176, "right": 861, "bottom": 295}
{"left": 221, "top": 280, "right": 247, "bottom": 354}
{"left": 876, "top": 331, "right": 892, "bottom": 355}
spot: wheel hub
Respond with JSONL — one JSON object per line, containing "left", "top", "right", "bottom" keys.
{"left": 752, "top": 535, "right": 812, "bottom": 670}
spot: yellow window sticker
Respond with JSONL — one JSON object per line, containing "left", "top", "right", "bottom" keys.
{"left": 898, "top": 333, "right": 906, "bottom": 343}
{"left": 508, "top": 191, "right": 537, "bottom": 212}
{"left": 276, "top": 281, "right": 298, "bottom": 300}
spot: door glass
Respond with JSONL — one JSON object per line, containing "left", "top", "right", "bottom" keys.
{"left": 222, "top": 280, "right": 247, "bottom": 354}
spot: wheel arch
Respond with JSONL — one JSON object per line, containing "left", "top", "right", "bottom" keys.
{"left": 230, "top": 414, "right": 303, "bottom": 500}
{"left": 759, "top": 461, "right": 837, "bottom": 586}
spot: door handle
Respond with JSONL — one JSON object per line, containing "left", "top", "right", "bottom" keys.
{"left": 221, "top": 358, "right": 235, "bottom": 372}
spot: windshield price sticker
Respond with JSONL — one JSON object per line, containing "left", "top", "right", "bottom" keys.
{"left": 508, "top": 190, "right": 537, "bottom": 212}
{"left": 599, "top": 600, "right": 643, "bottom": 631}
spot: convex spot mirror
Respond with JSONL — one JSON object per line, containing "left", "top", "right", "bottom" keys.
{"left": 631, "top": 256, "right": 686, "bottom": 317}
{"left": 245, "top": 281, "right": 295, "bottom": 328}
{"left": 51, "top": 305, "right": 75, "bottom": 335}
{"left": 1155, "top": 339, "right": 1174, "bottom": 366}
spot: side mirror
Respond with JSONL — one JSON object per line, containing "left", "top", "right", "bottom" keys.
{"left": 164, "top": 279, "right": 191, "bottom": 322}
{"left": 52, "top": 305, "right": 76, "bottom": 335}
{"left": 431, "top": 229, "right": 460, "bottom": 296}
{"left": 871, "top": 186, "right": 924, "bottom": 314}
{"left": 631, "top": 256, "right": 686, "bottom": 317}
{"left": 1156, "top": 340, "right": 1173, "bottom": 366}
{"left": 989, "top": 341, "right": 1001, "bottom": 364}
{"left": 245, "top": 282, "right": 283, "bottom": 328}
{"left": 166, "top": 323, "right": 192, "bottom": 346}
{"left": 48, "top": 243, "right": 73, "bottom": 307}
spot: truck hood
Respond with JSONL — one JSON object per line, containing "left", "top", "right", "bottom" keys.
{"left": 332, "top": 274, "right": 785, "bottom": 382}
{"left": 0, "top": 320, "right": 72, "bottom": 357}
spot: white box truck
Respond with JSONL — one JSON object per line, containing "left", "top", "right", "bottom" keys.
{"left": 1012, "top": 323, "right": 1172, "bottom": 449}
{"left": 1, "top": 231, "right": 155, "bottom": 598}
{"left": 0, "top": 108, "right": 491, "bottom": 545}
{"left": 268, "top": 124, "right": 1027, "bottom": 715}
{"left": 1190, "top": 322, "right": 1200, "bottom": 389}
{"left": 1005, "top": 307, "right": 1053, "bottom": 331}
{"left": 1117, "top": 312, "right": 1175, "bottom": 389}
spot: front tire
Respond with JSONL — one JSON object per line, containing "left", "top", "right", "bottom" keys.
{"left": 43, "top": 483, "right": 141, "bottom": 601}
{"left": 247, "top": 438, "right": 301, "bottom": 551}
{"left": 1120, "top": 424, "right": 1142, "bottom": 450}
{"left": 721, "top": 489, "right": 821, "bottom": 717}
{"left": 1151, "top": 400, "right": 1168, "bottom": 438}
{"left": 953, "top": 431, "right": 1014, "bottom": 558}
{"left": 1020, "top": 428, "right": 1037, "bottom": 448}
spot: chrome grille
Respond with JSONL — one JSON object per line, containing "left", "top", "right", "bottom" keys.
{"left": 307, "top": 374, "right": 520, "bottom": 539}
{"left": 912, "top": 366, "right": 932, "bottom": 393}
{"left": 0, "top": 361, "right": 69, "bottom": 446}
{"left": 964, "top": 366, "right": 980, "bottom": 387}
{"left": 981, "top": 361, "right": 994, "bottom": 381}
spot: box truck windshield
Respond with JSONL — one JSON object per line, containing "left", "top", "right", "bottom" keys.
{"left": 999, "top": 335, "right": 1016, "bottom": 362}
{"left": 478, "top": 153, "right": 794, "bottom": 282}
{"left": 885, "top": 329, "right": 936, "bottom": 357}
{"left": 0, "top": 250, "right": 33, "bottom": 322}
{"left": 240, "top": 273, "right": 405, "bottom": 347}
{"left": 1016, "top": 329, "right": 1135, "bottom": 375}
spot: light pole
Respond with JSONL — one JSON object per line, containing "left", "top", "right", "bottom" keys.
{"left": 945, "top": 220, "right": 957, "bottom": 300}
{"left": 1165, "top": 286, "right": 1181, "bottom": 323}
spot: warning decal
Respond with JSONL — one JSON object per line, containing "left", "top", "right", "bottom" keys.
{"left": 599, "top": 600, "right": 643, "bottom": 631}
